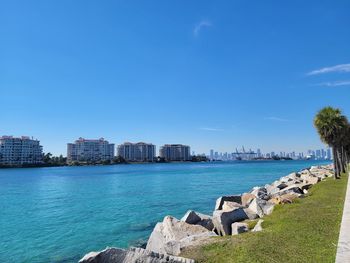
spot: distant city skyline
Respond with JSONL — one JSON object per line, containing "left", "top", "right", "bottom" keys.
{"left": 0, "top": 133, "right": 338, "bottom": 157}
{"left": 1, "top": 1, "right": 350, "bottom": 156}
{"left": 206, "top": 147, "right": 332, "bottom": 161}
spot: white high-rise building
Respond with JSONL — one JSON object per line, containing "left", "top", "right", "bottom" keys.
{"left": 117, "top": 142, "right": 155, "bottom": 162}
{"left": 159, "top": 144, "right": 191, "bottom": 161}
{"left": 67, "top": 138, "right": 114, "bottom": 163}
{"left": 327, "top": 148, "right": 332, "bottom": 160}
{"left": 0, "top": 136, "right": 43, "bottom": 166}
{"left": 210, "top": 149, "right": 214, "bottom": 160}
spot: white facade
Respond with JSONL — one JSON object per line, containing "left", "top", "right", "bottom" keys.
{"left": 0, "top": 136, "right": 43, "bottom": 166}
{"left": 159, "top": 144, "right": 191, "bottom": 161}
{"left": 67, "top": 138, "right": 114, "bottom": 163}
{"left": 117, "top": 142, "right": 155, "bottom": 162}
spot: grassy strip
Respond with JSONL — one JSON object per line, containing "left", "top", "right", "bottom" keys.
{"left": 182, "top": 173, "right": 348, "bottom": 263}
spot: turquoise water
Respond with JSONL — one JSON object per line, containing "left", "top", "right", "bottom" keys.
{"left": 0, "top": 160, "right": 329, "bottom": 262}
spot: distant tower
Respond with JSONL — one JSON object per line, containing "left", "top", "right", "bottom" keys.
{"left": 257, "top": 149, "right": 261, "bottom": 157}
{"left": 327, "top": 148, "right": 332, "bottom": 160}
{"left": 210, "top": 149, "right": 214, "bottom": 160}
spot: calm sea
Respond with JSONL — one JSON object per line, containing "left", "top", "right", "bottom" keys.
{"left": 0, "top": 160, "right": 329, "bottom": 262}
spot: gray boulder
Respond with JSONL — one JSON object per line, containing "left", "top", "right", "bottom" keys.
{"left": 215, "top": 195, "right": 242, "bottom": 210}
{"left": 246, "top": 197, "right": 275, "bottom": 217}
{"left": 309, "top": 166, "right": 334, "bottom": 179}
{"left": 146, "top": 216, "right": 216, "bottom": 256}
{"left": 181, "top": 210, "right": 202, "bottom": 224}
{"left": 212, "top": 207, "right": 249, "bottom": 236}
{"left": 262, "top": 202, "right": 275, "bottom": 215}
{"left": 302, "top": 175, "right": 319, "bottom": 185}
{"left": 241, "top": 193, "right": 256, "bottom": 206}
{"left": 277, "top": 182, "right": 288, "bottom": 190}
{"left": 79, "top": 247, "right": 195, "bottom": 263}
{"left": 181, "top": 210, "right": 214, "bottom": 231}
{"left": 222, "top": 201, "right": 244, "bottom": 211}
{"left": 250, "top": 187, "right": 269, "bottom": 200}
{"left": 252, "top": 219, "right": 264, "bottom": 232}
{"left": 231, "top": 222, "right": 249, "bottom": 235}
{"left": 265, "top": 184, "right": 279, "bottom": 195}
{"left": 299, "top": 169, "right": 312, "bottom": 177}
{"left": 243, "top": 208, "right": 259, "bottom": 220}
{"left": 287, "top": 172, "right": 298, "bottom": 180}
{"left": 271, "top": 184, "right": 303, "bottom": 198}
{"left": 246, "top": 198, "right": 264, "bottom": 218}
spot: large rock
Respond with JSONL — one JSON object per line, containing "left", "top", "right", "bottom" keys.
{"left": 268, "top": 196, "right": 282, "bottom": 205}
{"left": 241, "top": 193, "right": 256, "bottom": 206}
{"left": 309, "top": 166, "right": 334, "bottom": 179}
{"left": 215, "top": 195, "right": 241, "bottom": 210}
{"left": 268, "top": 192, "right": 301, "bottom": 205}
{"left": 265, "top": 183, "right": 279, "bottom": 195}
{"left": 231, "top": 222, "right": 249, "bottom": 235}
{"left": 212, "top": 207, "right": 249, "bottom": 235}
{"left": 146, "top": 216, "right": 216, "bottom": 256}
{"left": 300, "top": 183, "right": 313, "bottom": 191}
{"left": 278, "top": 193, "right": 299, "bottom": 204}
{"left": 79, "top": 247, "right": 195, "bottom": 263}
{"left": 250, "top": 187, "right": 269, "bottom": 200}
{"left": 252, "top": 219, "right": 264, "bottom": 232}
{"left": 262, "top": 202, "right": 275, "bottom": 215}
{"left": 310, "top": 165, "right": 321, "bottom": 171}
{"left": 181, "top": 210, "right": 202, "bottom": 224}
{"left": 246, "top": 198, "right": 264, "bottom": 218}
{"left": 246, "top": 198, "right": 275, "bottom": 217}
{"left": 243, "top": 208, "right": 259, "bottom": 220}
{"left": 299, "top": 169, "right": 312, "bottom": 177}
{"left": 181, "top": 210, "right": 214, "bottom": 231}
{"left": 222, "top": 201, "right": 244, "bottom": 211}
{"left": 302, "top": 176, "right": 319, "bottom": 185}
{"left": 271, "top": 184, "right": 303, "bottom": 198}
{"left": 276, "top": 182, "right": 288, "bottom": 190}
{"left": 287, "top": 172, "right": 298, "bottom": 180}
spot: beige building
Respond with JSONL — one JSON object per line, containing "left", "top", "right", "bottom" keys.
{"left": 67, "top": 138, "right": 114, "bottom": 163}
{"left": 117, "top": 142, "right": 155, "bottom": 162}
{"left": 159, "top": 144, "right": 191, "bottom": 161}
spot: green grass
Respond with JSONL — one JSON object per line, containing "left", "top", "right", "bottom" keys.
{"left": 181, "top": 173, "right": 348, "bottom": 263}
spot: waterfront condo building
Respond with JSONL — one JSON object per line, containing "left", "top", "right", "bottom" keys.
{"left": 67, "top": 138, "right": 114, "bottom": 163}
{"left": 159, "top": 144, "right": 191, "bottom": 161}
{"left": 0, "top": 136, "right": 43, "bottom": 166}
{"left": 117, "top": 142, "right": 155, "bottom": 162}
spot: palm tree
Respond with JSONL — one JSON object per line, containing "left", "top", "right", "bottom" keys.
{"left": 314, "top": 107, "right": 348, "bottom": 179}
{"left": 341, "top": 124, "right": 350, "bottom": 169}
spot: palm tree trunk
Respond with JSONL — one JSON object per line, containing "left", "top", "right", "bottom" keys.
{"left": 340, "top": 147, "right": 346, "bottom": 174}
{"left": 342, "top": 147, "right": 347, "bottom": 171}
{"left": 333, "top": 147, "right": 340, "bottom": 179}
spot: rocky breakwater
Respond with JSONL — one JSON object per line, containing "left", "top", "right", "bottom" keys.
{"left": 79, "top": 164, "right": 333, "bottom": 263}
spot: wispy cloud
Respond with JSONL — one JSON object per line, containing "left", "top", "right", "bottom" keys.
{"left": 193, "top": 20, "right": 212, "bottom": 37}
{"left": 199, "top": 127, "right": 224, "bottom": 132}
{"left": 264, "top": 117, "right": 290, "bottom": 122}
{"left": 313, "top": 80, "right": 350, "bottom": 87}
{"left": 307, "top": 64, "right": 350, "bottom": 75}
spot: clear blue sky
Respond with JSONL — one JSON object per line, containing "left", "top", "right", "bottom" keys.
{"left": 1, "top": 0, "right": 350, "bottom": 156}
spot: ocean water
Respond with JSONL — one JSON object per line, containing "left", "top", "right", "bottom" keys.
{"left": 0, "top": 160, "right": 329, "bottom": 262}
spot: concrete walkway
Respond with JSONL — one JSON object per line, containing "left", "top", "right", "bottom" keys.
{"left": 336, "top": 172, "right": 350, "bottom": 263}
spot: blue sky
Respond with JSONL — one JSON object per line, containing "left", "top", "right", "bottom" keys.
{"left": 1, "top": 0, "right": 350, "bottom": 156}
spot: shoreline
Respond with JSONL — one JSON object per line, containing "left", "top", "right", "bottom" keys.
{"left": 79, "top": 163, "right": 334, "bottom": 262}
{"left": 0, "top": 158, "right": 329, "bottom": 169}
